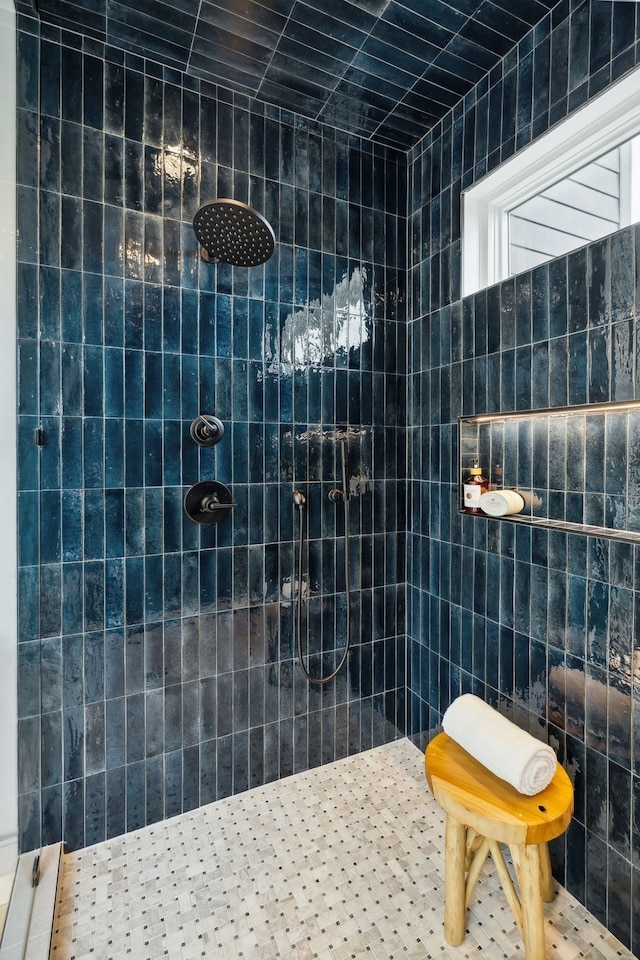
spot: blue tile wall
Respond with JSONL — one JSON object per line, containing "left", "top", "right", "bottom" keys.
{"left": 17, "top": 0, "right": 640, "bottom": 952}
{"left": 407, "top": 1, "right": 640, "bottom": 952}
{"left": 16, "top": 13, "right": 407, "bottom": 854}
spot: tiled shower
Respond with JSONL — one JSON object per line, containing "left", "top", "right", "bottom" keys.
{"left": 15, "top": 15, "right": 408, "bottom": 854}
{"left": 407, "top": 3, "right": 640, "bottom": 953}
{"left": 10, "top": 0, "right": 640, "bottom": 955}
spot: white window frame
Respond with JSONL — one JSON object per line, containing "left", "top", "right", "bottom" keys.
{"left": 462, "top": 66, "right": 640, "bottom": 297}
{"left": 619, "top": 136, "right": 640, "bottom": 229}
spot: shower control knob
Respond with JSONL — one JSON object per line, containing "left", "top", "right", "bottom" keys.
{"left": 190, "top": 415, "right": 225, "bottom": 446}
{"left": 184, "top": 481, "right": 236, "bottom": 524}
{"left": 328, "top": 488, "right": 345, "bottom": 502}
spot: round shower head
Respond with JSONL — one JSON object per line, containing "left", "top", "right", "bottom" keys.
{"left": 193, "top": 199, "right": 275, "bottom": 267}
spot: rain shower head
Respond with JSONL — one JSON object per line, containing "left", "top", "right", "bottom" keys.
{"left": 193, "top": 199, "right": 275, "bottom": 267}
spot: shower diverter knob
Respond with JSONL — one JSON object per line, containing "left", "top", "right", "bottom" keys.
{"left": 190, "top": 414, "right": 225, "bottom": 446}
{"left": 184, "top": 481, "right": 236, "bottom": 524}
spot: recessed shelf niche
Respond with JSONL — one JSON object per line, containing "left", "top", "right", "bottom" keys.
{"left": 458, "top": 399, "right": 640, "bottom": 543}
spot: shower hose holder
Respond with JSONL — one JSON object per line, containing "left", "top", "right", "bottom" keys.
{"left": 184, "top": 481, "right": 236, "bottom": 524}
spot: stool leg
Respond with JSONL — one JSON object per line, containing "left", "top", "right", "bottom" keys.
{"left": 539, "top": 842, "right": 554, "bottom": 902}
{"left": 518, "top": 844, "right": 546, "bottom": 960}
{"left": 444, "top": 815, "right": 467, "bottom": 946}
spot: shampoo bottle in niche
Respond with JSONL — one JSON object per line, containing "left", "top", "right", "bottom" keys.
{"left": 463, "top": 459, "right": 488, "bottom": 513}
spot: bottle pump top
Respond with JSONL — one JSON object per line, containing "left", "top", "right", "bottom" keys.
{"left": 469, "top": 459, "right": 482, "bottom": 475}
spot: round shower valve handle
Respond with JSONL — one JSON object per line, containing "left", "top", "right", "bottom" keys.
{"left": 184, "top": 481, "right": 236, "bottom": 525}
{"left": 190, "top": 414, "right": 225, "bottom": 446}
{"left": 328, "top": 488, "right": 345, "bottom": 502}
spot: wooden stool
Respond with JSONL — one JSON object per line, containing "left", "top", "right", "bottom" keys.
{"left": 425, "top": 732, "right": 573, "bottom": 960}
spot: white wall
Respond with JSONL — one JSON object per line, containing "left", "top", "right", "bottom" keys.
{"left": 0, "top": 0, "right": 18, "bottom": 874}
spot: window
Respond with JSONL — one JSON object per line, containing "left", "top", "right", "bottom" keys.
{"left": 462, "top": 66, "right": 640, "bottom": 297}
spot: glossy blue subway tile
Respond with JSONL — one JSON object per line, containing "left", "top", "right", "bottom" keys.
{"left": 60, "top": 706, "right": 84, "bottom": 786}
{"left": 59, "top": 348, "right": 81, "bottom": 420}
{"left": 82, "top": 490, "right": 103, "bottom": 561}
{"left": 18, "top": 713, "right": 42, "bottom": 804}
{"left": 16, "top": 264, "right": 37, "bottom": 343}
{"left": 80, "top": 200, "right": 103, "bottom": 275}
{"left": 105, "top": 559, "right": 125, "bottom": 627}
{"left": 104, "top": 133, "right": 124, "bottom": 210}
{"left": 83, "top": 771, "right": 105, "bottom": 847}
{"left": 39, "top": 637, "right": 62, "bottom": 715}
{"left": 17, "top": 185, "right": 39, "bottom": 265}
{"left": 36, "top": 36, "right": 60, "bottom": 116}
{"left": 18, "top": 340, "right": 39, "bottom": 422}
{"left": 37, "top": 191, "right": 59, "bottom": 267}
{"left": 179, "top": 553, "right": 197, "bottom": 618}
{"left": 58, "top": 121, "right": 82, "bottom": 202}
{"left": 163, "top": 554, "right": 181, "bottom": 615}
{"left": 122, "top": 758, "right": 144, "bottom": 834}
{"left": 81, "top": 417, "right": 104, "bottom": 488}
{"left": 39, "top": 341, "right": 60, "bottom": 419}
{"left": 82, "top": 346, "right": 103, "bottom": 418}
{"left": 104, "top": 391, "right": 125, "bottom": 463}
{"left": 58, "top": 195, "right": 82, "bottom": 271}
{"left": 82, "top": 562, "right": 104, "bottom": 633}
{"left": 39, "top": 418, "right": 61, "bottom": 492}
{"left": 608, "top": 230, "right": 634, "bottom": 325}
{"left": 60, "top": 45, "right": 82, "bottom": 123}
{"left": 82, "top": 127, "right": 104, "bottom": 206}
{"left": 102, "top": 632, "right": 124, "bottom": 708}
{"left": 39, "top": 783, "right": 62, "bottom": 846}
{"left": 40, "top": 267, "right": 60, "bottom": 340}
{"left": 142, "top": 420, "right": 162, "bottom": 487}
{"left": 59, "top": 568, "right": 82, "bottom": 644}
{"left": 59, "top": 268, "right": 82, "bottom": 344}
{"left": 100, "top": 765, "right": 124, "bottom": 841}
{"left": 18, "top": 640, "right": 41, "bottom": 720}
{"left": 85, "top": 701, "right": 105, "bottom": 776}
{"left": 39, "top": 563, "right": 62, "bottom": 639}
{"left": 605, "top": 413, "right": 627, "bottom": 497}
{"left": 122, "top": 693, "right": 145, "bottom": 770}
{"left": 144, "top": 664, "right": 171, "bottom": 757}
{"left": 144, "top": 691, "right": 164, "bottom": 770}
{"left": 577, "top": 224, "right": 605, "bottom": 316}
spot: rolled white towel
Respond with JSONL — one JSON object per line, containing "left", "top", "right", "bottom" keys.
{"left": 442, "top": 694, "right": 557, "bottom": 796}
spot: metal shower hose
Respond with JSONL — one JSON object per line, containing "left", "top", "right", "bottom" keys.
{"left": 295, "top": 445, "right": 352, "bottom": 684}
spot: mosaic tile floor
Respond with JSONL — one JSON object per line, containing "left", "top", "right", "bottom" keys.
{"left": 50, "top": 739, "right": 631, "bottom": 960}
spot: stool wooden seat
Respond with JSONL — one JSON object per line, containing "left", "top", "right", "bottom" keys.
{"left": 425, "top": 732, "right": 573, "bottom": 960}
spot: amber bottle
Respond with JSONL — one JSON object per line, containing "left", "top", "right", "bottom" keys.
{"left": 463, "top": 459, "right": 488, "bottom": 514}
